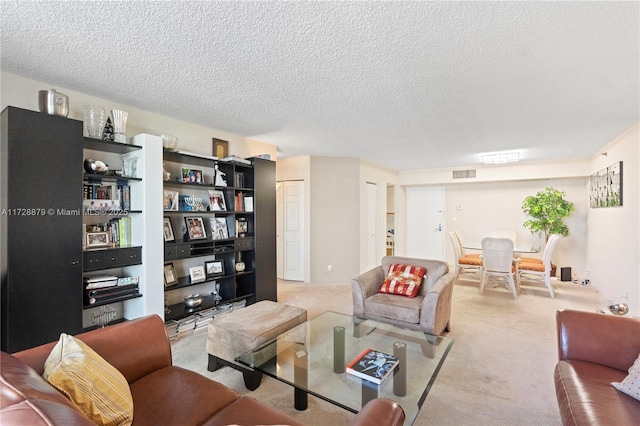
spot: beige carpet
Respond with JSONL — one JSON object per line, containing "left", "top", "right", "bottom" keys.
{"left": 171, "top": 277, "right": 601, "bottom": 425}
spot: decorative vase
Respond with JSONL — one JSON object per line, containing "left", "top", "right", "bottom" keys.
{"left": 83, "top": 105, "right": 105, "bottom": 139}
{"left": 111, "top": 109, "right": 128, "bottom": 143}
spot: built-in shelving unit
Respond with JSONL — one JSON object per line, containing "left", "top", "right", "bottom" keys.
{"left": 161, "top": 150, "right": 268, "bottom": 322}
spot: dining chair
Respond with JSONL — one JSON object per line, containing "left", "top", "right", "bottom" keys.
{"left": 517, "top": 234, "right": 561, "bottom": 298}
{"left": 449, "top": 232, "right": 483, "bottom": 280}
{"left": 480, "top": 237, "right": 518, "bottom": 299}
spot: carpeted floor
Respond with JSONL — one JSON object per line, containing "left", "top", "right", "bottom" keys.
{"left": 171, "top": 276, "right": 601, "bottom": 425}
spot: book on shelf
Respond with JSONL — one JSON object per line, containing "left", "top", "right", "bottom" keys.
{"left": 346, "top": 348, "right": 399, "bottom": 385}
{"left": 84, "top": 283, "right": 139, "bottom": 305}
{"left": 84, "top": 274, "right": 118, "bottom": 289}
{"left": 244, "top": 196, "right": 253, "bottom": 212}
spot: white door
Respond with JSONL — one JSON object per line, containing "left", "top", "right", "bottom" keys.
{"left": 406, "top": 188, "right": 445, "bottom": 260}
{"left": 366, "top": 182, "right": 377, "bottom": 270}
{"left": 277, "top": 181, "right": 305, "bottom": 281}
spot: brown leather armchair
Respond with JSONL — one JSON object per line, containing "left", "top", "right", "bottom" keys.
{"left": 554, "top": 309, "right": 640, "bottom": 426}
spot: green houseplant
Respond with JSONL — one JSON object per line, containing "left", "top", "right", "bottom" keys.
{"left": 522, "top": 187, "right": 574, "bottom": 241}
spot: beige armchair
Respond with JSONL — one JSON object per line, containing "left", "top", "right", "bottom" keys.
{"left": 351, "top": 256, "right": 456, "bottom": 336}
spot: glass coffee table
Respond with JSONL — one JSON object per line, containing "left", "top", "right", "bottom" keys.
{"left": 237, "top": 311, "right": 453, "bottom": 425}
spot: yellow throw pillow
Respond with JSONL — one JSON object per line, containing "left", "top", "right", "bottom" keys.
{"left": 43, "top": 333, "right": 134, "bottom": 426}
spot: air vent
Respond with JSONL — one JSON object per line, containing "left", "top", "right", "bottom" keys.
{"left": 452, "top": 169, "right": 476, "bottom": 179}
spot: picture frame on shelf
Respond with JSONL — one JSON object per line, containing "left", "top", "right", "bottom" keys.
{"left": 184, "top": 216, "right": 207, "bottom": 240}
{"left": 163, "top": 190, "right": 179, "bottom": 211}
{"left": 163, "top": 217, "right": 175, "bottom": 242}
{"left": 208, "top": 189, "right": 227, "bottom": 211}
{"left": 164, "top": 263, "right": 178, "bottom": 287}
{"left": 189, "top": 266, "right": 206, "bottom": 283}
{"left": 205, "top": 260, "right": 225, "bottom": 278}
{"left": 86, "top": 231, "right": 110, "bottom": 248}
{"left": 212, "top": 138, "right": 229, "bottom": 159}
{"left": 209, "top": 217, "right": 229, "bottom": 240}
{"left": 181, "top": 167, "right": 204, "bottom": 184}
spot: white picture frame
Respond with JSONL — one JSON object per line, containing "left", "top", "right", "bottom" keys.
{"left": 189, "top": 266, "right": 206, "bottom": 283}
{"left": 163, "top": 190, "right": 179, "bottom": 211}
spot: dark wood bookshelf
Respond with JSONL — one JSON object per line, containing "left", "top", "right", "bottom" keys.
{"left": 165, "top": 294, "right": 252, "bottom": 322}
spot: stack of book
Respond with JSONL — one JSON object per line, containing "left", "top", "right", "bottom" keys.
{"left": 83, "top": 275, "right": 139, "bottom": 305}
{"left": 346, "top": 348, "right": 399, "bottom": 385}
{"left": 234, "top": 192, "right": 253, "bottom": 212}
{"left": 83, "top": 182, "right": 130, "bottom": 211}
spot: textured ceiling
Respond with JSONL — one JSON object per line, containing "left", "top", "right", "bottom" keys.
{"left": 1, "top": 1, "right": 638, "bottom": 171}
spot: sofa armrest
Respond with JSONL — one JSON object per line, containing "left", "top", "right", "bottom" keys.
{"left": 420, "top": 271, "right": 455, "bottom": 335}
{"left": 556, "top": 309, "right": 640, "bottom": 371}
{"left": 15, "top": 315, "right": 172, "bottom": 384}
{"left": 349, "top": 398, "right": 405, "bottom": 426}
{"left": 351, "top": 266, "right": 385, "bottom": 317}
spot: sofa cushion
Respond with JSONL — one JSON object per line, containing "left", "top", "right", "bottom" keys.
{"left": 379, "top": 264, "right": 426, "bottom": 298}
{"left": 1, "top": 352, "right": 94, "bottom": 425}
{"left": 365, "top": 293, "right": 423, "bottom": 324}
{"left": 201, "top": 396, "right": 305, "bottom": 426}
{"left": 612, "top": 354, "right": 640, "bottom": 401}
{"left": 128, "top": 366, "right": 241, "bottom": 426}
{"left": 43, "top": 333, "right": 133, "bottom": 426}
{"left": 555, "top": 359, "right": 640, "bottom": 426}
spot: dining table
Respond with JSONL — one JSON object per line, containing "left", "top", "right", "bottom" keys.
{"left": 463, "top": 243, "right": 541, "bottom": 254}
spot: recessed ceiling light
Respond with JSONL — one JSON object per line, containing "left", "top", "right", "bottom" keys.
{"left": 481, "top": 152, "right": 519, "bottom": 164}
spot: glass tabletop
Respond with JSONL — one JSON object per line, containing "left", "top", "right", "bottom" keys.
{"left": 236, "top": 311, "right": 454, "bottom": 425}
{"left": 463, "top": 243, "right": 540, "bottom": 254}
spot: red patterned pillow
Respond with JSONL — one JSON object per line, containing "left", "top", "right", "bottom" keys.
{"left": 379, "top": 264, "right": 426, "bottom": 298}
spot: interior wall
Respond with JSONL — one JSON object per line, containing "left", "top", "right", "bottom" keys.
{"left": 310, "top": 156, "right": 360, "bottom": 284}
{"left": 587, "top": 122, "right": 639, "bottom": 316}
{"left": 275, "top": 156, "right": 312, "bottom": 283}
{"left": 0, "top": 72, "right": 277, "bottom": 161}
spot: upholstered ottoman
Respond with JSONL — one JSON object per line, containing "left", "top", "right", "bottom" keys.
{"left": 207, "top": 300, "right": 307, "bottom": 390}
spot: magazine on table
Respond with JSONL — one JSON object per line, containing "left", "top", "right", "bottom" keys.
{"left": 346, "top": 348, "right": 399, "bottom": 385}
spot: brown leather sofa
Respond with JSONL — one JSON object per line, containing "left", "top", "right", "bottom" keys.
{"left": 554, "top": 309, "right": 640, "bottom": 426}
{"left": 1, "top": 314, "right": 405, "bottom": 426}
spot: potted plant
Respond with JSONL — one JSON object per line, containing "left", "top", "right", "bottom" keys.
{"left": 521, "top": 187, "right": 574, "bottom": 276}
{"left": 522, "top": 187, "right": 574, "bottom": 241}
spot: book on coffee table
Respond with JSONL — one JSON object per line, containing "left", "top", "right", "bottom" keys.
{"left": 346, "top": 348, "right": 399, "bottom": 385}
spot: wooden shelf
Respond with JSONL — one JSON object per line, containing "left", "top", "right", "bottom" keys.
{"left": 83, "top": 292, "right": 142, "bottom": 310}
{"left": 165, "top": 274, "right": 235, "bottom": 291}
{"left": 165, "top": 294, "right": 252, "bottom": 322}
{"left": 83, "top": 173, "right": 142, "bottom": 183}
{"left": 84, "top": 137, "right": 142, "bottom": 153}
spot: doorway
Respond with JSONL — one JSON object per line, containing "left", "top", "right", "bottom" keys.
{"left": 366, "top": 182, "right": 378, "bottom": 270}
{"left": 406, "top": 187, "right": 445, "bottom": 260}
{"left": 276, "top": 180, "right": 305, "bottom": 281}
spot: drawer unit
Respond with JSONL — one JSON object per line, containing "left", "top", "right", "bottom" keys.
{"left": 235, "top": 238, "right": 254, "bottom": 251}
{"left": 83, "top": 251, "right": 105, "bottom": 272}
{"left": 84, "top": 247, "right": 142, "bottom": 271}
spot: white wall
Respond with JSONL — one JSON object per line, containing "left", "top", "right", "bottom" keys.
{"left": 1, "top": 72, "right": 277, "bottom": 161}
{"left": 587, "top": 123, "right": 639, "bottom": 316}
{"left": 310, "top": 156, "right": 360, "bottom": 284}
{"left": 441, "top": 178, "right": 588, "bottom": 277}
